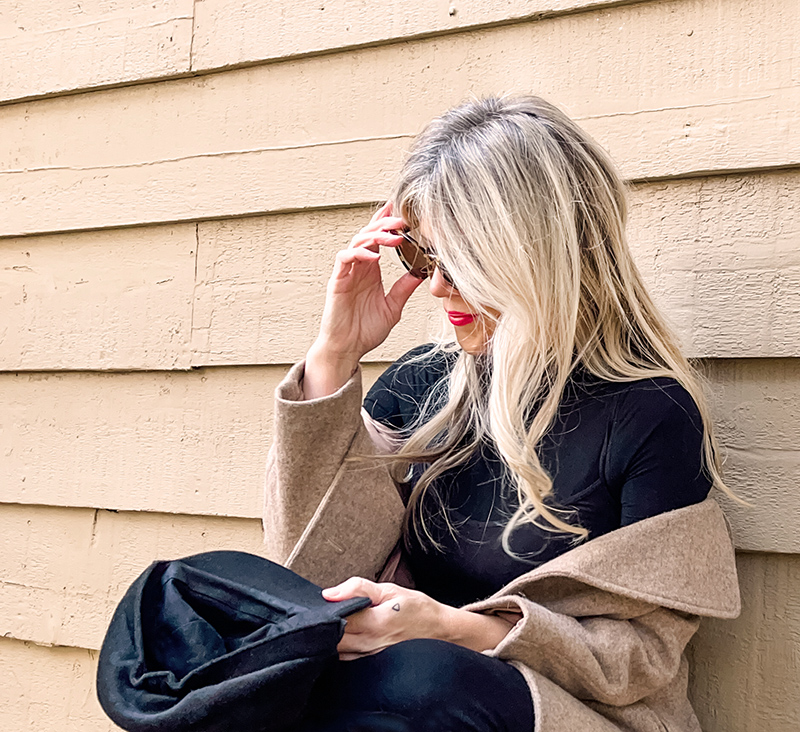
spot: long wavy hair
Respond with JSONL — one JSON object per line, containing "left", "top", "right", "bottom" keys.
{"left": 383, "top": 94, "right": 734, "bottom": 553}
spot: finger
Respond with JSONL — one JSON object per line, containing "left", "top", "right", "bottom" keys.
{"left": 338, "top": 595, "right": 403, "bottom": 634}
{"left": 336, "top": 618, "right": 389, "bottom": 653}
{"left": 334, "top": 247, "right": 381, "bottom": 266}
{"left": 339, "top": 652, "right": 373, "bottom": 662}
{"left": 338, "top": 645, "right": 386, "bottom": 661}
{"left": 338, "top": 607, "right": 375, "bottom": 635}
{"left": 385, "top": 272, "right": 426, "bottom": 315}
{"left": 322, "top": 576, "right": 381, "bottom": 603}
{"left": 357, "top": 215, "right": 407, "bottom": 239}
{"left": 331, "top": 247, "right": 380, "bottom": 278}
{"left": 368, "top": 201, "right": 392, "bottom": 225}
{"left": 337, "top": 633, "right": 387, "bottom": 656}
{"left": 350, "top": 231, "right": 405, "bottom": 251}
{"left": 374, "top": 216, "right": 407, "bottom": 232}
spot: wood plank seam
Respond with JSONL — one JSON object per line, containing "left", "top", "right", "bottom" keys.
{"left": 185, "top": 0, "right": 649, "bottom": 74}
{"left": 1, "top": 161, "right": 798, "bottom": 243}
{"left": 0, "top": 0, "right": 652, "bottom": 107}
{"left": 0, "top": 132, "right": 416, "bottom": 176}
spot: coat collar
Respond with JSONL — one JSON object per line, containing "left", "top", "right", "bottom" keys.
{"left": 492, "top": 498, "right": 740, "bottom": 619}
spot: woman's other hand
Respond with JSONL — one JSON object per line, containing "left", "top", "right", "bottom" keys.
{"left": 322, "top": 577, "right": 519, "bottom": 660}
{"left": 303, "top": 202, "right": 424, "bottom": 399}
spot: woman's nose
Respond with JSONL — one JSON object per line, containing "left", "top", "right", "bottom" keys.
{"left": 428, "top": 265, "right": 457, "bottom": 298}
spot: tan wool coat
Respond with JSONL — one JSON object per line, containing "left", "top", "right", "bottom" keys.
{"left": 263, "top": 362, "right": 741, "bottom": 732}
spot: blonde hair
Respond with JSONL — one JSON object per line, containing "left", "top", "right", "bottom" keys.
{"left": 384, "top": 94, "right": 735, "bottom": 553}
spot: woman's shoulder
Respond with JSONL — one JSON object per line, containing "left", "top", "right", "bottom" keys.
{"left": 579, "top": 373, "right": 711, "bottom": 522}
{"left": 568, "top": 369, "right": 702, "bottom": 423}
{"left": 363, "top": 343, "right": 456, "bottom": 429}
{"left": 562, "top": 370, "right": 707, "bottom": 477}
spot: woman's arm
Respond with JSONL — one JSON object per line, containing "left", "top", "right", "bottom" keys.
{"left": 302, "top": 200, "right": 423, "bottom": 401}
{"left": 465, "top": 593, "right": 701, "bottom": 706}
{"left": 263, "top": 360, "right": 368, "bottom": 564}
{"left": 264, "top": 362, "right": 408, "bottom": 588}
{"left": 321, "top": 577, "right": 520, "bottom": 659}
{"left": 263, "top": 202, "right": 423, "bottom": 583}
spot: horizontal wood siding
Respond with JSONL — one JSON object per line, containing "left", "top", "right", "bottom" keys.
{"left": 0, "top": 636, "right": 113, "bottom": 731}
{"left": 2, "top": 1, "right": 798, "bottom": 730}
{"left": 0, "top": 1, "right": 194, "bottom": 104}
{"left": 0, "top": 363, "right": 383, "bottom": 516}
{"left": 1, "top": 360, "right": 797, "bottom": 556}
{"left": 3, "top": 170, "right": 798, "bottom": 371}
{"left": 689, "top": 552, "right": 800, "bottom": 731}
{"left": 3, "top": 0, "right": 798, "bottom": 237}
{"left": 0, "top": 224, "right": 196, "bottom": 370}
{"left": 191, "top": 0, "right": 651, "bottom": 73}
{"left": 0, "top": 504, "right": 267, "bottom": 649}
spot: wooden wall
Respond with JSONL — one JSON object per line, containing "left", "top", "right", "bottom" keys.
{"left": 1, "top": 0, "right": 798, "bottom": 729}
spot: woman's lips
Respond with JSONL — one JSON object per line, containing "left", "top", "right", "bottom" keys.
{"left": 447, "top": 311, "right": 477, "bottom": 327}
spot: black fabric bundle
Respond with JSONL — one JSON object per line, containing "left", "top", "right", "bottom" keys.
{"left": 96, "top": 550, "right": 371, "bottom": 732}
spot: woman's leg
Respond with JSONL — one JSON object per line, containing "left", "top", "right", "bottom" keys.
{"left": 302, "top": 638, "right": 534, "bottom": 732}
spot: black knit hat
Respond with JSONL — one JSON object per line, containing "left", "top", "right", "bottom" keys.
{"left": 96, "top": 550, "right": 371, "bottom": 732}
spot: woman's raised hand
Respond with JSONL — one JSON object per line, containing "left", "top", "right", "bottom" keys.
{"left": 303, "top": 202, "right": 424, "bottom": 399}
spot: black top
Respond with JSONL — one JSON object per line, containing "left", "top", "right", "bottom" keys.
{"left": 363, "top": 345, "right": 712, "bottom": 606}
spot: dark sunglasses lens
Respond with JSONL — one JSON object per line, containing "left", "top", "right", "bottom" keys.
{"left": 394, "top": 231, "right": 457, "bottom": 288}
{"left": 396, "top": 233, "right": 432, "bottom": 279}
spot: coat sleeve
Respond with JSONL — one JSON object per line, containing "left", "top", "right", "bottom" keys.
{"left": 462, "top": 594, "right": 701, "bottom": 707}
{"left": 263, "top": 361, "right": 405, "bottom": 587}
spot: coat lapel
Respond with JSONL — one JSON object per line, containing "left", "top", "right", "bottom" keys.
{"left": 492, "top": 499, "right": 740, "bottom": 619}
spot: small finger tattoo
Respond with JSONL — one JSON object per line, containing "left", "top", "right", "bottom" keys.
{"left": 392, "top": 603, "right": 401, "bottom": 612}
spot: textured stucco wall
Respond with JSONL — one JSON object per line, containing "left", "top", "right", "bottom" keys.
{"left": 1, "top": 1, "right": 798, "bottom": 729}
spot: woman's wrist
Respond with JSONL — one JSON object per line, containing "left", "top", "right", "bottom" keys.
{"left": 303, "top": 342, "right": 360, "bottom": 400}
{"left": 437, "top": 605, "right": 517, "bottom": 653}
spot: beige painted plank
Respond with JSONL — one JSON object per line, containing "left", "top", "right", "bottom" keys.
{"left": 0, "top": 636, "right": 113, "bottom": 732}
{"left": 3, "top": 92, "right": 798, "bottom": 240}
{"left": 702, "top": 358, "right": 800, "bottom": 554}
{"left": 628, "top": 170, "right": 800, "bottom": 359}
{"left": 0, "top": 1, "right": 194, "bottom": 104}
{"left": 9, "top": 0, "right": 796, "bottom": 174}
{"left": 2, "top": 0, "right": 798, "bottom": 237}
{"left": 0, "top": 358, "right": 798, "bottom": 554}
{"left": 2, "top": 169, "right": 796, "bottom": 373}
{"left": 0, "top": 135, "right": 409, "bottom": 238}
{"left": 195, "top": 170, "right": 800, "bottom": 366}
{"left": 0, "top": 224, "right": 196, "bottom": 371}
{"left": 0, "top": 503, "right": 269, "bottom": 649}
{"left": 0, "top": 1, "right": 647, "bottom": 104}
{"left": 191, "top": 0, "right": 645, "bottom": 71}
{"left": 0, "top": 363, "right": 386, "bottom": 517}
{"left": 689, "top": 552, "right": 800, "bottom": 732}
{"left": 0, "top": 366, "right": 276, "bottom": 517}
{"left": 192, "top": 207, "right": 442, "bottom": 366}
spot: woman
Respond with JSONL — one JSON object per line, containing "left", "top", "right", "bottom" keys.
{"left": 264, "top": 95, "right": 740, "bottom": 732}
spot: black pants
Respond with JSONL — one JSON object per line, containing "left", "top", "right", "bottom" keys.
{"left": 299, "top": 638, "right": 535, "bottom": 732}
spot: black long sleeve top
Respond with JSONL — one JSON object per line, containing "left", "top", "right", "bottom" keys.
{"left": 363, "top": 345, "right": 712, "bottom": 606}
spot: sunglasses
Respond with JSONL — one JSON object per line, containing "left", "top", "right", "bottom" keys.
{"left": 393, "top": 230, "right": 456, "bottom": 288}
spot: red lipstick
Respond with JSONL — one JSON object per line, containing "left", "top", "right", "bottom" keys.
{"left": 447, "top": 311, "right": 477, "bottom": 327}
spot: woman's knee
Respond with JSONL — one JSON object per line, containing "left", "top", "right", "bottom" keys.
{"left": 366, "top": 638, "right": 471, "bottom": 710}
{"left": 359, "top": 638, "right": 532, "bottom": 729}
{"left": 309, "top": 639, "right": 533, "bottom": 731}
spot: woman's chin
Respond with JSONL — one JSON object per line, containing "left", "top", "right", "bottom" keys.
{"left": 453, "top": 327, "right": 489, "bottom": 355}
